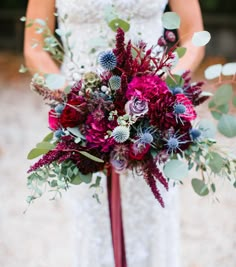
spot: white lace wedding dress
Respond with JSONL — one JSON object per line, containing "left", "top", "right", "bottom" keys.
{"left": 56, "top": 1, "right": 180, "bottom": 267}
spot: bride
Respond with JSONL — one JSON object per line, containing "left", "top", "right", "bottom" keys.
{"left": 24, "top": 1, "right": 204, "bottom": 266}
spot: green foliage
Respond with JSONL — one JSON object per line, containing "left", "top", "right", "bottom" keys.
{"left": 166, "top": 74, "right": 184, "bottom": 88}
{"left": 191, "top": 178, "right": 209, "bottom": 196}
{"left": 79, "top": 151, "right": 104, "bottom": 163}
{"left": 108, "top": 18, "right": 130, "bottom": 32}
{"left": 192, "top": 31, "right": 211, "bottom": 47}
{"left": 218, "top": 114, "right": 236, "bottom": 137}
{"left": 175, "top": 47, "right": 187, "bottom": 58}
{"left": 27, "top": 132, "right": 55, "bottom": 160}
{"left": 26, "top": 160, "right": 96, "bottom": 204}
{"left": 163, "top": 160, "right": 188, "bottom": 180}
{"left": 45, "top": 73, "right": 66, "bottom": 90}
{"left": 161, "top": 12, "right": 180, "bottom": 29}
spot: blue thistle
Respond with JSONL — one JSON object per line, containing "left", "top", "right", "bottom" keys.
{"left": 54, "top": 129, "right": 64, "bottom": 139}
{"left": 55, "top": 104, "right": 65, "bottom": 114}
{"left": 109, "top": 75, "right": 121, "bottom": 90}
{"left": 172, "top": 87, "right": 184, "bottom": 95}
{"left": 165, "top": 131, "right": 189, "bottom": 154}
{"left": 112, "top": 126, "right": 130, "bottom": 143}
{"left": 139, "top": 132, "right": 154, "bottom": 144}
{"left": 98, "top": 51, "right": 117, "bottom": 70}
{"left": 189, "top": 128, "right": 201, "bottom": 140}
{"left": 174, "top": 103, "right": 186, "bottom": 115}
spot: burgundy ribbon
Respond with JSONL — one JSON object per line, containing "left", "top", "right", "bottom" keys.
{"left": 107, "top": 167, "right": 127, "bottom": 267}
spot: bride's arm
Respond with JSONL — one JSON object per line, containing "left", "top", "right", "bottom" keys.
{"left": 24, "top": 0, "right": 60, "bottom": 75}
{"left": 169, "top": 0, "right": 205, "bottom": 73}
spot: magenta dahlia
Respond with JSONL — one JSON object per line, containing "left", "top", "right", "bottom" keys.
{"left": 126, "top": 75, "right": 169, "bottom": 102}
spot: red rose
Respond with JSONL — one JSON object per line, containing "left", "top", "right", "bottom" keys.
{"left": 48, "top": 109, "right": 60, "bottom": 130}
{"left": 60, "top": 97, "right": 87, "bottom": 128}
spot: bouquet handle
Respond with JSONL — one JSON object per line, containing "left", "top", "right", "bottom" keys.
{"left": 107, "top": 167, "right": 127, "bottom": 267}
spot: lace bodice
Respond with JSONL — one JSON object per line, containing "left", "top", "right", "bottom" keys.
{"left": 56, "top": 0, "right": 168, "bottom": 80}
{"left": 55, "top": 1, "right": 181, "bottom": 267}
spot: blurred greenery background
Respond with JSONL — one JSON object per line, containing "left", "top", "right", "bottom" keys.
{"left": 0, "top": 0, "right": 235, "bottom": 59}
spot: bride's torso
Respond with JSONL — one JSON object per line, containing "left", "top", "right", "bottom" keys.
{"left": 56, "top": 0, "right": 168, "bottom": 79}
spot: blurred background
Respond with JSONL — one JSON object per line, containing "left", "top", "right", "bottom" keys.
{"left": 0, "top": 1, "right": 235, "bottom": 267}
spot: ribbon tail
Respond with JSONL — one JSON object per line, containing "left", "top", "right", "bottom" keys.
{"left": 107, "top": 167, "right": 127, "bottom": 267}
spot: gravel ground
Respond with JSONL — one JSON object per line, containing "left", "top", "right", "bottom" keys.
{"left": 0, "top": 53, "right": 236, "bottom": 267}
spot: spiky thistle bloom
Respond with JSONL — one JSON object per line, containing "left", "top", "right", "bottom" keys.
{"left": 164, "top": 129, "right": 190, "bottom": 154}
{"left": 189, "top": 128, "right": 202, "bottom": 141}
{"left": 109, "top": 75, "right": 121, "bottom": 90}
{"left": 98, "top": 51, "right": 117, "bottom": 70}
{"left": 112, "top": 126, "right": 130, "bottom": 143}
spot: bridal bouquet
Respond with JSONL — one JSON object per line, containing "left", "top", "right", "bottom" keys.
{"left": 25, "top": 15, "right": 236, "bottom": 207}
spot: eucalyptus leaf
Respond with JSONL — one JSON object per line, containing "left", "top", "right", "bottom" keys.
{"left": 43, "top": 132, "right": 54, "bottom": 142}
{"left": 211, "top": 84, "right": 233, "bottom": 106}
{"left": 35, "top": 18, "right": 46, "bottom": 26}
{"left": 45, "top": 74, "right": 66, "bottom": 90}
{"left": 79, "top": 151, "right": 104, "bottom": 163}
{"left": 204, "top": 64, "right": 222, "bottom": 80}
{"left": 79, "top": 172, "right": 93, "bottom": 184}
{"left": 161, "top": 12, "right": 180, "bottom": 30}
{"left": 36, "top": 141, "right": 55, "bottom": 150}
{"left": 166, "top": 74, "right": 184, "bottom": 88}
{"left": 222, "top": 62, "right": 236, "bottom": 76}
{"left": 192, "top": 31, "right": 211, "bottom": 47}
{"left": 218, "top": 114, "right": 236, "bottom": 137}
{"left": 211, "top": 111, "right": 222, "bottom": 120}
{"left": 27, "top": 148, "right": 50, "bottom": 160}
{"left": 191, "top": 178, "right": 209, "bottom": 196}
{"left": 70, "top": 174, "right": 82, "bottom": 185}
{"left": 67, "top": 127, "right": 85, "bottom": 139}
{"left": 108, "top": 18, "right": 130, "bottom": 32}
{"left": 198, "top": 119, "right": 216, "bottom": 138}
{"left": 163, "top": 160, "right": 188, "bottom": 180}
{"left": 208, "top": 152, "right": 224, "bottom": 174}
{"left": 175, "top": 47, "right": 187, "bottom": 58}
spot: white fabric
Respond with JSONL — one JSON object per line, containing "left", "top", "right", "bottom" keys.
{"left": 56, "top": 1, "right": 180, "bottom": 267}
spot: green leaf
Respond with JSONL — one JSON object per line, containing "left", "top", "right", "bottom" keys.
{"left": 208, "top": 152, "right": 224, "bottom": 173}
{"left": 19, "top": 64, "right": 28, "bottom": 73}
{"left": 211, "top": 84, "right": 233, "bottom": 106}
{"left": 35, "top": 18, "right": 46, "bottom": 26}
{"left": 166, "top": 74, "right": 184, "bottom": 88}
{"left": 198, "top": 119, "right": 216, "bottom": 138}
{"left": 27, "top": 148, "right": 50, "bottom": 159}
{"left": 218, "top": 114, "right": 236, "bottom": 137}
{"left": 204, "top": 64, "right": 222, "bottom": 80}
{"left": 175, "top": 47, "right": 187, "bottom": 58}
{"left": 211, "top": 183, "right": 216, "bottom": 193}
{"left": 45, "top": 74, "right": 66, "bottom": 90}
{"left": 211, "top": 110, "right": 222, "bottom": 120}
{"left": 70, "top": 174, "right": 82, "bottom": 185}
{"left": 79, "top": 151, "right": 104, "bottom": 163}
{"left": 191, "top": 178, "right": 209, "bottom": 196}
{"left": 79, "top": 172, "right": 92, "bottom": 184}
{"left": 67, "top": 127, "right": 85, "bottom": 139}
{"left": 108, "top": 18, "right": 130, "bottom": 32}
{"left": 222, "top": 63, "right": 236, "bottom": 76}
{"left": 36, "top": 141, "right": 55, "bottom": 150}
{"left": 192, "top": 31, "right": 211, "bottom": 47}
{"left": 217, "top": 103, "right": 229, "bottom": 114}
{"left": 43, "top": 132, "right": 54, "bottom": 142}
{"left": 163, "top": 160, "right": 188, "bottom": 180}
{"left": 162, "top": 12, "right": 180, "bottom": 30}
{"left": 64, "top": 86, "right": 71, "bottom": 94}
{"left": 233, "top": 96, "right": 236, "bottom": 107}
